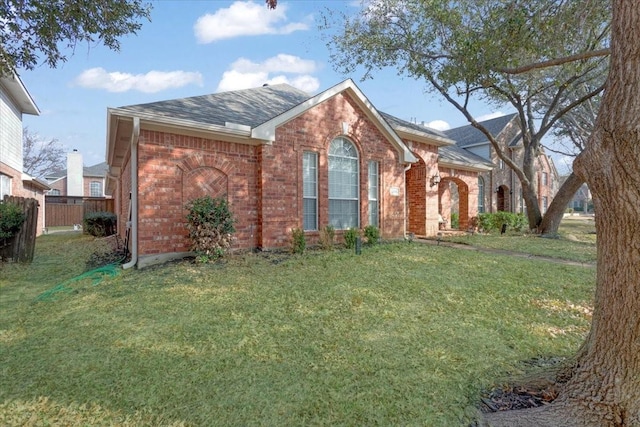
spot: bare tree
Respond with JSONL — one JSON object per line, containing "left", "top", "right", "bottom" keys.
{"left": 22, "top": 128, "right": 64, "bottom": 178}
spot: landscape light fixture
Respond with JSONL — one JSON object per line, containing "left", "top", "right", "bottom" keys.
{"left": 430, "top": 173, "right": 441, "bottom": 187}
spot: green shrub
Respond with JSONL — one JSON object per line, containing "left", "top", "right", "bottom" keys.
{"left": 291, "top": 228, "right": 306, "bottom": 254}
{"left": 0, "top": 202, "right": 25, "bottom": 239}
{"left": 83, "top": 211, "right": 117, "bottom": 237}
{"left": 319, "top": 225, "right": 335, "bottom": 250}
{"left": 185, "top": 196, "right": 236, "bottom": 262}
{"left": 477, "top": 213, "right": 494, "bottom": 232}
{"left": 450, "top": 213, "right": 459, "bottom": 229}
{"left": 511, "top": 213, "right": 528, "bottom": 232}
{"left": 476, "top": 212, "right": 529, "bottom": 233}
{"left": 343, "top": 227, "right": 360, "bottom": 249}
{"left": 363, "top": 225, "right": 380, "bottom": 245}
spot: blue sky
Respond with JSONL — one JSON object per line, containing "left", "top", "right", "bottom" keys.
{"left": 20, "top": 0, "right": 508, "bottom": 168}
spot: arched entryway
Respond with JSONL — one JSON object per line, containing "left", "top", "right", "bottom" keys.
{"left": 496, "top": 185, "right": 510, "bottom": 212}
{"left": 438, "top": 177, "right": 469, "bottom": 230}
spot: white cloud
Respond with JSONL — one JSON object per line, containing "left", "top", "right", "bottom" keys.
{"left": 194, "top": 1, "right": 310, "bottom": 43}
{"left": 216, "top": 54, "right": 320, "bottom": 93}
{"left": 425, "top": 120, "right": 450, "bottom": 131}
{"left": 74, "top": 68, "right": 203, "bottom": 93}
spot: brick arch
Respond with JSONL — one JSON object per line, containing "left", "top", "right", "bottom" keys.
{"left": 177, "top": 153, "right": 234, "bottom": 177}
{"left": 438, "top": 177, "right": 470, "bottom": 230}
{"left": 182, "top": 167, "right": 229, "bottom": 203}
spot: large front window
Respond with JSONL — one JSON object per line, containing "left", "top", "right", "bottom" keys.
{"left": 329, "top": 137, "right": 359, "bottom": 229}
{"left": 302, "top": 152, "right": 318, "bottom": 231}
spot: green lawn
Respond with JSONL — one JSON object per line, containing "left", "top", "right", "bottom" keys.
{"left": 438, "top": 216, "right": 597, "bottom": 263}
{"left": 0, "top": 230, "right": 596, "bottom": 426}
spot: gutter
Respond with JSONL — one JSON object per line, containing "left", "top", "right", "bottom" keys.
{"left": 122, "top": 117, "right": 140, "bottom": 269}
{"left": 403, "top": 163, "right": 412, "bottom": 239}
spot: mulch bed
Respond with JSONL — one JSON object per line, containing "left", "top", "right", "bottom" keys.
{"left": 480, "top": 357, "right": 565, "bottom": 413}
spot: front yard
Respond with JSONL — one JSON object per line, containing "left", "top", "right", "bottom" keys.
{"left": 0, "top": 224, "right": 596, "bottom": 426}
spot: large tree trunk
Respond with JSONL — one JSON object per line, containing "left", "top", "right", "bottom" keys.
{"left": 538, "top": 172, "right": 584, "bottom": 235}
{"left": 484, "top": 1, "right": 640, "bottom": 425}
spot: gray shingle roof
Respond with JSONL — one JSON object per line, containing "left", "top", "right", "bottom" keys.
{"left": 444, "top": 113, "right": 518, "bottom": 148}
{"left": 116, "top": 84, "right": 312, "bottom": 128}
{"left": 379, "top": 112, "right": 451, "bottom": 140}
{"left": 439, "top": 145, "right": 494, "bottom": 169}
{"left": 46, "top": 162, "right": 108, "bottom": 179}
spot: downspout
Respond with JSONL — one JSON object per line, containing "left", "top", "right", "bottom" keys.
{"left": 122, "top": 117, "right": 140, "bottom": 269}
{"left": 403, "top": 163, "right": 412, "bottom": 239}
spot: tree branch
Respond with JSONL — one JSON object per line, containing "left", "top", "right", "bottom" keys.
{"left": 497, "top": 48, "right": 610, "bottom": 75}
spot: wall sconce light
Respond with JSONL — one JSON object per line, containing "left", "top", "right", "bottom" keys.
{"left": 495, "top": 186, "right": 501, "bottom": 193}
{"left": 430, "top": 173, "right": 441, "bottom": 187}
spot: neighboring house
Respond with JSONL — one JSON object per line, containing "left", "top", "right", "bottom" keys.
{"left": 444, "top": 114, "right": 559, "bottom": 216}
{"left": 45, "top": 151, "right": 110, "bottom": 199}
{"left": 106, "top": 79, "right": 493, "bottom": 268}
{"left": 565, "top": 180, "right": 592, "bottom": 213}
{"left": 0, "top": 73, "right": 49, "bottom": 235}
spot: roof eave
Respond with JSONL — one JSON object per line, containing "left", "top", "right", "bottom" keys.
{"left": 0, "top": 73, "right": 40, "bottom": 115}
{"left": 251, "top": 79, "right": 417, "bottom": 164}
{"left": 438, "top": 160, "right": 495, "bottom": 172}
{"left": 394, "top": 128, "right": 455, "bottom": 147}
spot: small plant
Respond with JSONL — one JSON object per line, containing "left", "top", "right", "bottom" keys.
{"left": 450, "top": 213, "right": 459, "bottom": 229}
{"left": 185, "top": 196, "right": 236, "bottom": 262}
{"left": 319, "top": 225, "right": 335, "bottom": 250}
{"left": 0, "top": 202, "right": 25, "bottom": 239}
{"left": 291, "top": 228, "right": 306, "bottom": 254}
{"left": 363, "top": 225, "right": 380, "bottom": 245}
{"left": 343, "top": 227, "right": 360, "bottom": 249}
{"left": 83, "top": 211, "right": 117, "bottom": 237}
{"left": 511, "top": 213, "right": 528, "bottom": 232}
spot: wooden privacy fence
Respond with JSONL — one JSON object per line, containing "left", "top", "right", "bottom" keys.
{"left": 46, "top": 198, "right": 115, "bottom": 227}
{"left": 1, "top": 196, "right": 38, "bottom": 263}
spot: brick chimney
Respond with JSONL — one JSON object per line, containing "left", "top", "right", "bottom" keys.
{"left": 67, "top": 149, "right": 83, "bottom": 196}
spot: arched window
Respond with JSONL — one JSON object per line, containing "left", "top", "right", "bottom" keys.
{"left": 478, "top": 176, "right": 485, "bottom": 213}
{"left": 329, "top": 137, "right": 359, "bottom": 229}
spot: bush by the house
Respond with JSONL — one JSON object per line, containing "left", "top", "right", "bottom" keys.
{"left": 343, "top": 227, "right": 360, "bottom": 249}
{"left": 0, "top": 202, "right": 25, "bottom": 239}
{"left": 319, "top": 225, "right": 335, "bottom": 250}
{"left": 477, "top": 212, "right": 529, "bottom": 233}
{"left": 83, "top": 211, "right": 117, "bottom": 237}
{"left": 363, "top": 225, "right": 380, "bottom": 245}
{"left": 291, "top": 228, "right": 306, "bottom": 254}
{"left": 185, "top": 196, "right": 236, "bottom": 262}
{"left": 450, "top": 213, "right": 459, "bottom": 229}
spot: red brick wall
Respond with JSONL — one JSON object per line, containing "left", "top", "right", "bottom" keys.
{"left": 128, "top": 91, "right": 409, "bottom": 256}
{"left": 0, "top": 162, "right": 46, "bottom": 235}
{"left": 258, "top": 92, "right": 406, "bottom": 247}
{"left": 406, "top": 143, "right": 439, "bottom": 236}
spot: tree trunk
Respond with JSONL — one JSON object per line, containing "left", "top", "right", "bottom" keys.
{"left": 484, "top": 0, "right": 640, "bottom": 425}
{"left": 538, "top": 172, "right": 584, "bottom": 235}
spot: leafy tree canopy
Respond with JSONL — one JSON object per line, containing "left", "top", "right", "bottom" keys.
{"left": 0, "top": 0, "right": 151, "bottom": 76}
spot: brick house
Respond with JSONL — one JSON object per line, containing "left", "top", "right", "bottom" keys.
{"left": 106, "top": 79, "right": 492, "bottom": 268}
{"left": 444, "top": 114, "right": 559, "bottom": 216}
{"left": 0, "top": 73, "right": 49, "bottom": 235}
{"left": 45, "top": 151, "right": 110, "bottom": 199}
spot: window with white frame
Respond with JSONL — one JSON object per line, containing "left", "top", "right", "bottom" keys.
{"left": 302, "top": 152, "right": 318, "bottom": 231}
{"left": 90, "top": 181, "right": 102, "bottom": 197}
{"left": 49, "top": 189, "right": 61, "bottom": 195}
{"left": 542, "top": 172, "right": 548, "bottom": 186}
{"left": 477, "top": 176, "right": 485, "bottom": 213}
{"left": 329, "top": 137, "right": 359, "bottom": 229}
{"left": 368, "top": 161, "right": 379, "bottom": 227}
{"left": 0, "top": 174, "right": 11, "bottom": 199}
{"left": 542, "top": 196, "right": 548, "bottom": 214}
